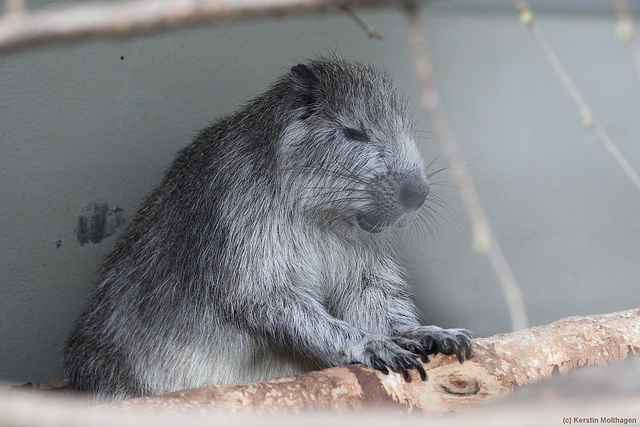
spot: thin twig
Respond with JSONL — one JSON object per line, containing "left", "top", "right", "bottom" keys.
{"left": 403, "top": 1, "right": 529, "bottom": 332}
{"left": 515, "top": 0, "right": 640, "bottom": 194}
{"left": 610, "top": 0, "right": 640, "bottom": 84}
{"left": 0, "top": 0, "right": 400, "bottom": 54}
{"left": 339, "top": 5, "right": 383, "bottom": 40}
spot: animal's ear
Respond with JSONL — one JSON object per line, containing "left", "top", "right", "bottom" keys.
{"left": 290, "top": 63, "right": 318, "bottom": 120}
{"left": 291, "top": 63, "right": 317, "bottom": 87}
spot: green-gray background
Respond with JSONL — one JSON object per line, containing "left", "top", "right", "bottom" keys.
{"left": 2, "top": 1, "right": 639, "bottom": 384}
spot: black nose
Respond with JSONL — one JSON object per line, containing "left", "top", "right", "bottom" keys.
{"left": 399, "top": 180, "right": 429, "bottom": 210}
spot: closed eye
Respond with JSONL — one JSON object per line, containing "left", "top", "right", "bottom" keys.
{"left": 342, "top": 127, "right": 369, "bottom": 142}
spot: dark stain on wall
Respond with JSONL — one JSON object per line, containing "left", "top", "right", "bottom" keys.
{"left": 75, "top": 200, "right": 125, "bottom": 246}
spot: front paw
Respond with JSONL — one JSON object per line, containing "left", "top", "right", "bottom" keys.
{"left": 345, "top": 336, "right": 428, "bottom": 381}
{"left": 399, "top": 326, "right": 473, "bottom": 363}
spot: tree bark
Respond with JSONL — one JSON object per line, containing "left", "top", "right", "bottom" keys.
{"left": 108, "top": 308, "right": 640, "bottom": 415}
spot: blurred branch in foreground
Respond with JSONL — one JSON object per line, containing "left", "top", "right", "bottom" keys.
{"left": 0, "top": 0, "right": 400, "bottom": 53}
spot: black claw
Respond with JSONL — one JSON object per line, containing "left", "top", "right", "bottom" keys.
{"left": 445, "top": 338, "right": 462, "bottom": 362}
{"left": 371, "top": 355, "right": 389, "bottom": 375}
{"left": 404, "top": 341, "right": 429, "bottom": 362}
{"left": 457, "top": 334, "right": 472, "bottom": 359}
{"left": 453, "top": 346, "right": 464, "bottom": 364}
{"left": 424, "top": 336, "right": 436, "bottom": 353}
{"left": 395, "top": 357, "right": 409, "bottom": 380}
{"left": 438, "top": 338, "right": 452, "bottom": 355}
{"left": 413, "top": 345, "right": 430, "bottom": 363}
{"left": 409, "top": 358, "right": 427, "bottom": 381}
{"left": 463, "top": 339, "right": 473, "bottom": 359}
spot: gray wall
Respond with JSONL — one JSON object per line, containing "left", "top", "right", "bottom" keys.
{"left": 1, "top": 2, "right": 639, "bottom": 384}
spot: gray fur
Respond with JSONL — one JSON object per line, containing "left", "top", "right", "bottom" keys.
{"left": 63, "top": 58, "right": 472, "bottom": 400}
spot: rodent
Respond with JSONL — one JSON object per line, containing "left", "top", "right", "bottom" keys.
{"left": 63, "top": 58, "right": 472, "bottom": 400}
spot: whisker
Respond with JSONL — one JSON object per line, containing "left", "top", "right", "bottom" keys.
{"left": 426, "top": 166, "right": 450, "bottom": 179}
{"left": 428, "top": 181, "right": 456, "bottom": 189}
{"left": 424, "top": 152, "right": 446, "bottom": 172}
{"left": 301, "top": 196, "right": 370, "bottom": 212}
{"left": 426, "top": 194, "right": 462, "bottom": 226}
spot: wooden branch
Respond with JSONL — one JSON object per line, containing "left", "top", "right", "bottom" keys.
{"left": 339, "top": 5, "right": 384, "bottom": 40}
{"left": 106, "top": 308, "right": 640, "bottom": 415}
{"left": 0, "top": 0, "right": 403, "bottom": 54}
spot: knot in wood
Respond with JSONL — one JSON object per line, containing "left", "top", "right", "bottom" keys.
{"left": 436, "top": 372, "right": 480, "bottom": 396}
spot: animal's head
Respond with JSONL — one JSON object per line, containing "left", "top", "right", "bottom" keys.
{"left": 277, "top": 59, "right": 429, "bottom": 234}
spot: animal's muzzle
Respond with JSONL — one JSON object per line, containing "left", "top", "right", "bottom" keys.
{"left": 356, "top": 173, "right": 429, "bottom": 233}
{"left": 399, "top": 180, "right": 429, "bottom": 210}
